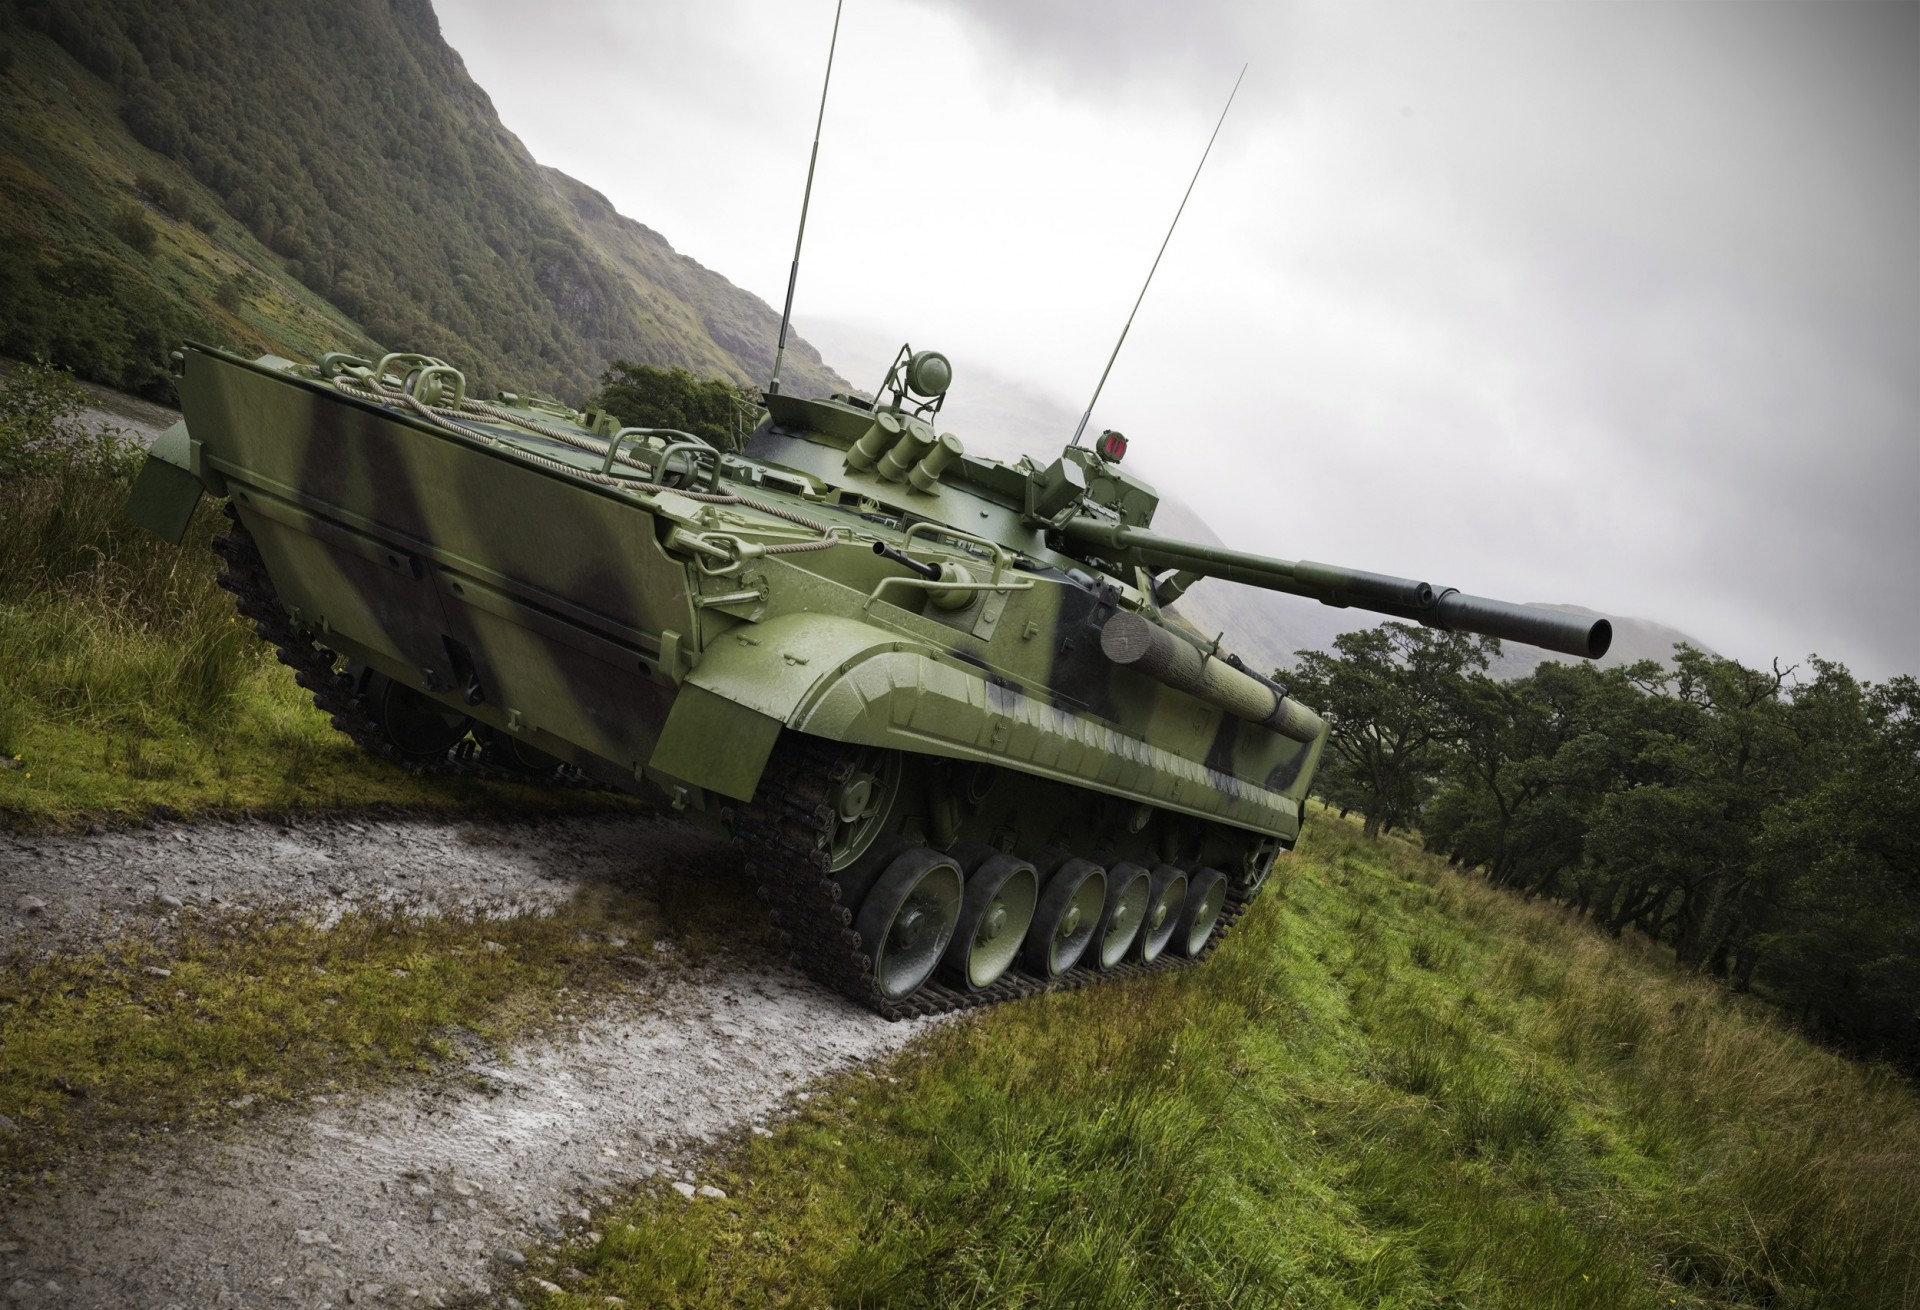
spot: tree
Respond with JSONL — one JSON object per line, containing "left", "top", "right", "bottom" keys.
{"left": 590, "top": 362, "right": 756, "bottom": 451}
{"left": 1424, "top": 659, "right": 1665, "bottom": 896}
{"left": 1752, "top": 673, "right": 1919, "bottom": 1059}
{"left": 1286, "top": 624, "right": 1498, "bottom": 838}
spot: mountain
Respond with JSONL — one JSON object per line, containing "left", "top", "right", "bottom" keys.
{"left": 0, "top": 0, "right": 845, "bottom": 402}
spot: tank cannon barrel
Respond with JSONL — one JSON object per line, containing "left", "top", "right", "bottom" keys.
{"left": 1061, "top": 519, "right": 1612, "bottom": 660}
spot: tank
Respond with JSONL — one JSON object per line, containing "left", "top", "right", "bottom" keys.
{"left": 122, "top": 342, "right": 1612, "bottom": 1017}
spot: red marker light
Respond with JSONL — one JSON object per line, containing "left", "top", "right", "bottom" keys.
{"left": 1095, "top": 430, "right": 1128, "bottom": 463}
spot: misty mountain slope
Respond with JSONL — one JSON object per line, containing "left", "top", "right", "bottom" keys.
{"left": 0, "top": 0, "right": 845, "bottom": 401}
{"left": 539, "top": 166, "right": 841, "bottom": 396}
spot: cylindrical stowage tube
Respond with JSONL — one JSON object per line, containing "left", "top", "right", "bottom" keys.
{"left": 845, "top": 412, "right": 904, "bottom": 472}
{"left": 908, "top": 432, "right": 964, "bottom": 493}
{"left": 876, "top": 424, "right": 936, "bottom": 482}
{"left": 1099, "top": 612, "right": 1326, "bottom": 744}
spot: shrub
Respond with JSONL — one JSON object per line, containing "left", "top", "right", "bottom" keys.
{"left": 110, "top": 203, "right": 158, "bottom": 255}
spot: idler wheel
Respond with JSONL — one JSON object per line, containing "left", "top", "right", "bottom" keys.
{"left": 1022, "top": 856, "right": 1106, "bottom": 978}
{"left": 478, "top": 725, "right": 562, "bottom": 774}
{"left": 1173, "top": 867, "right": 1229, "bottom": 958}
{"left": 1089, "top": 860, "right": 1153, "bottom": 969}
{"left": 1136, "top": 864, "right": 1189, "bottom": 964}
{"left": 941, "top": 851, "right": 1039, "bottom": 990}
{"left": 824, "top": 747, "right": 903, "bottom": 872}
{"left": 854, "top": 847, "right": 964, "bottom": 1002}
{"left": 364, "top": 669, "right": 471, "bottom": 760}
{"left": 1240, "top": 838, "right": 1281, "bottom": 894}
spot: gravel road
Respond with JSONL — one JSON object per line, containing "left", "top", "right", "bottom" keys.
{"left": 0, "top": 815, "right": 937, "bottom": 1308}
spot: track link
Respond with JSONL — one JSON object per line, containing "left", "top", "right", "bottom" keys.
{"left": 736, "top": 734, "right": 1263, "bottom": 1020}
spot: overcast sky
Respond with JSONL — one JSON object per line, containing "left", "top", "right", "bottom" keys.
{"left": 436, "top": 0, "right": 1918, "bottom": 682}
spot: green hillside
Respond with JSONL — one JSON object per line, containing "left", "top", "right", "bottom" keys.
{"left": 0, "top": 0, "right": 845, "bottom": 403}
{"left": 521, "top": 816, "right": 1918, "bottom": 1309}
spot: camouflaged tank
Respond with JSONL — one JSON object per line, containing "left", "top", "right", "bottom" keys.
{"left": 123, "top": 343, "right": 1611, "bottom": 1017}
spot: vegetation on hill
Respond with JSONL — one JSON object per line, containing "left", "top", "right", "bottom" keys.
{"left": 0, "top": 362, "right": 640, "bottom": 829}
{"left": 518, "top": 816, "right": 1918, "bottom": 1309}
{"left": 0, "top": 0, "right": 845, "bottom": 404}
{"left": 1289, "top": 624, "right": 1920, "bottom": 1071}
{"left": 589, "top": 360, "right": 760, "bottom": 451}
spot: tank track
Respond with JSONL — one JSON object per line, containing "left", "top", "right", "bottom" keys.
{"left": 210, "top": 504, "right": 575, "bottom": 784}
{"left": 736, "top": 734, "right": 1264, "bottom": 1021}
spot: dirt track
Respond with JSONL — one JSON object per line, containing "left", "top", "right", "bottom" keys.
{"left": 0, "top": 816, "right": 936, "bottom": 1308}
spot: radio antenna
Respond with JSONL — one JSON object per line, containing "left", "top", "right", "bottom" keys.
{"left": 1069, "top": 64, "right": 1246, "bottom": 446}
{"left": 766, "top": 0, "right": 844, "bottom": 397}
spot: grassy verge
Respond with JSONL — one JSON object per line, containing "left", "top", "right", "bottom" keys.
{"left": 521, "top": 814, "right": 1919, "bottom": 1310}
{"left": 0, "top": 362, "right": 642, "bottom": 831}
{"left": 0, "top": 861, "right": 773, "bottom": 1186}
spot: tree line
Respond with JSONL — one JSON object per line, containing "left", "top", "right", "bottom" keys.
{"left": 1287, "top": 626, "right": 1919, "bottom": 1070}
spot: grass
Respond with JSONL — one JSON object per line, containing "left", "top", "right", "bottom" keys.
{"left": 0, "top": 852, "right": 774, "bottom": 1187}
{"left": 518, "top": 814, "right": 1919, "bottom": 1310}
{"left": 0, "top": 361, "right": 644, "bottom": 830}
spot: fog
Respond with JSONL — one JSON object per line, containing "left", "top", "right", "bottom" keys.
{"left": 436, "top": 0, "right": 1918, "bottom": 681}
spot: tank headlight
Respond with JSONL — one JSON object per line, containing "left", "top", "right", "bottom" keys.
{"left": 905, "top": 350, "right": 952, "bottom": 398}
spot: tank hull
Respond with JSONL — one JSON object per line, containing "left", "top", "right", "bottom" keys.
{"left": 128, "top": 345, "right": 1334, "bottom": 1014}
{"left": 160, "top": 347, "right": 1319, "bottom": 842}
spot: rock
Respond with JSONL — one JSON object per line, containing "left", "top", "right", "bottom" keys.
{"left": 536, "top": 1219, "right": 562, "bottom": 1238}
{"left": 14, "top": 896, "right": 45, "bottom": 915}
{"left": 0, "top": 1114, "right": 17, "bottom": 1134}
{"left": 157, "top": 893, "right": 184, "bottom": 910}
{"left": 227, "top": 1094, "right": 256, "bottom": 1109}
{"left": 558, "top": 1267, "right": 587, "bottom": 1284}
{"left": 427, "top": 1206, "right": 447, "bottom": 1223}
{"left": 670, "top": 1181, "right": 696, "bottom": 1199}
{"left": 752, "top": 1126, "right": 773, "bottom": 1138}
{"left": 530, "top": 1280, "right": 563, "bottom": 1296}
{"left": 3, "top": 1279, "right": 29, "bottom": 1301}
{"left": 448, "top": 1177, "right": 478, "bottom": 1197}
{"left": 696, "top": 1185, "right": 727, "bottom": 1199}
{"left": 294, "top": 1228, "right": 331, "bottom": 1246}
{"left": 144, "top": 966, "right": 173, "bottom": 978}
{"left": 498, "top": 1248, "right": 526, "bottom": 1267}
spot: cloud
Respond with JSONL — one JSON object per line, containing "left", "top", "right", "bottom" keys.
{"left": 906, "top": 0, "right": 1281, "bottom": 102}
{"left": 434, "top": 0, "right": 1918, "bottom": 679}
